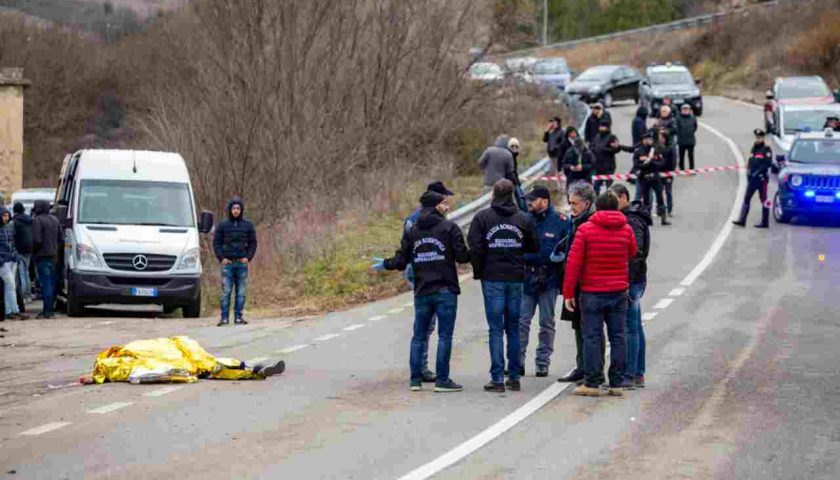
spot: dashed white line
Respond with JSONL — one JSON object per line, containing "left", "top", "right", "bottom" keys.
{"left": 387, "top": 308, "right": 405, "bottom": 314}
{"left": 642, "top": 312, "right": 659, "bottom": 321}
{"left": 20, "top": 422, "right": 71, "bottom": 436}
{"left": 368, "top": 315, "right": 387, "bottom": 322}
{"left": 669, "top": 288, "right": 686, "bottom": 297}
{"left": 278, "top": 344, "right": 309, "bottom": 354}
{"left": 315, "top": 333, "right": 341, "bottom": 342}
{"left": 343, "top": 324, "right": 365, "bottom": 332}
{"left": 87, "top": 402, "right": 133, "bottom": 415}
{"left": 653, "top": 298, "right": 674, "bottom": 310}
{"left": 143, "top": 386, "right": 183, "bottom": 397}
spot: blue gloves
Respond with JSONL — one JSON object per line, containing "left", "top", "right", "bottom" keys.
{"left": 549, "top": 251, "right": 566, "bottom": 263}
{"left": 371, "top": 257, "right": 386, "bottom": 271}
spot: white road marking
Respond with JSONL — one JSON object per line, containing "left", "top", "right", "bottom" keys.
{"left": 680, "top": 122, "right": 747, "bottom": 287}
{"left": 387, "top": 308, "right": 405, "bottom": 314}
{"left": 278, "top": 344, "right": 309, "bottom": 354}
{"left": 87, "top": 402, "right": 133, "bottom": 414}
{"left": 20, "top": 422, "right": 71, "bottom": 436}
{"left": 343, "top": 324, "right": 365, "bottom": 332}
{"left": 653, "top": 298, "right": 674, "bottom": 310}
{"left": 402, "top": 301, "right": 414, "bottom": 307}
{"left": 727, "top": 98, "right": 762, "bottom": 110}
{"left": 368, "top": 315, "right": 387, "bottom": 322}
{"left": 247, "top": 357, "right": 269, "bottom": 365}
{"left": 669, "top": 288, "right": 686, "bottom": 297}
{"left": 143, "top": 386, "right": 183, "bottom": 397}
{"left": 642, "top": 312, "right": 659, "bottom": 321}
{"left": 98, "top": 321, "right": 115, "bottom": 326}
{"left": 315, "top": 333, "right": 341, "bottom": 342}
{"left": 396, "top": 382, "right": 573, "bottom": 480}
{"left": 458, "top": 273, "right": 472, "bottom": 282}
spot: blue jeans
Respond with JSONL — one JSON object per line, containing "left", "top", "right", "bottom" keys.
{"left": 519, "top": 286, "right": 558, "bottom": 368}
{"left": 35, "top": 257, "right": 56, "bottom": 316}
{"left": 0, "top": 261, "right": 19, "bottom": 315}
{"left": 220, "top": 263, "right": 248, "bottom": 320}
{"left": 625, "top": 282, "right": 647, "bottom": 381}
{"left": 406, "top": 265, "right": 437, "bottom": 372}
{"left": 594, "top": 179, "right": 614, "bottom": 196}
{"left": 580, "top": 291, "right": 628, "bottom": 388}
{"left": 18, "top": 254, "right": 31, "bottom": 299}
{"left": 411, "top": 291, "right": 457, "bottom": 384}
{"left": 481, "top": 281, "right": 523, "bottom": 383}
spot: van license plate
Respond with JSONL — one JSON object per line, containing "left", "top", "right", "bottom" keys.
{"left": 131, "top": 288, "right": 158, "bottom": 297}
{"left": 815, "top": 195, "right": 835, "bottom": 204}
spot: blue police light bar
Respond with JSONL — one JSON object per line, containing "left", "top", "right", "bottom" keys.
{"left": 835, "top": 191, "right": 840, "bottom": 199}
{"left": 805, "top": 190, "right": 816, "bottom": 198}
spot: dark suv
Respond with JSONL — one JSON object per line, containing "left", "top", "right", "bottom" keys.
{"left": 639, "top": 63, "right": 703, "bottom": 116}
{"left": 774, "top": 129, "right": 840, "bottom": 223}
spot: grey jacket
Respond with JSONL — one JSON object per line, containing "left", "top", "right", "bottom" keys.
{"left": 478, "top": 136, "right": 516, "bottom": 187}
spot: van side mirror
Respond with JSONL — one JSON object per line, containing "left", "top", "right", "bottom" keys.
{"left": 198, "top": 211, "right": 214, "bottom": 234}
{"left": 53, "top": 204, "right": 71, "bottom": 228}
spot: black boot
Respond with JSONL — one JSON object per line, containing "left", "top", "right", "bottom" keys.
{"left": 661, "top": 214, "right": 671, "bottom": 226}
{"left": 755, "top": 207, "right": 769, "bottom": 228}
{"left": 732, "top": 203, "right": 749, "bottom": 227}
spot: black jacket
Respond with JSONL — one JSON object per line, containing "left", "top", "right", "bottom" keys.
{"left": 623, "top": 201, "right": 652, "bottom": 284}
{"left": 543, "top": 128, "right": 564, "bottom": 158}
{"left": 384, "top": 206, "right": 470, "bottom": 296}
{"left": 560, "top": 206, "right": 594, "bottom": 323}
{"left": 31, "top": 200, "right": 61, "bottom": 258}
{"left": 563, "top": 145, "right": 595, "bottom": 184}
{"left": 631, "top": 107, "right": 649, "bottom": 146}
{"left": 13, "top": 211, "right": 33, "bottom": 255}
{"left": 655, "top": 142, "right": 676, "bottom": 172}
{"left": 584, "top": 111, "right": 612, "bottom": 144}
{"left": 675, "top": 112, "right": 697, "bottom": 147}
{"left": 747, "top": 143, "right": 774, "bottom": 180}
{"left": 467, "top": 199, "right": 539, "bottom": 282}
{"left": 591, "top": 131, "right": 622, "bottom": 174}
{"left": 213, "top": 197, "right": 258, "bottom": 262}
{"left": 656, "top": 114, "right": 678, "bottom": 147}
{"left": 633, "top": 144, "right": 665, "bottom": 180}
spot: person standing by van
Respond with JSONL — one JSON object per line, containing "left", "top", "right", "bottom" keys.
{"left": 31, "top": 200, "right": 61, "bottom": 319}
{"left": 12, "top": 203, "right": 33, "bottom": 302}
{"left": 214, "top": 197, "right": 257, "bottom": 326}
{"left": 0, "top": 209, "right": 26, "bottom": 320}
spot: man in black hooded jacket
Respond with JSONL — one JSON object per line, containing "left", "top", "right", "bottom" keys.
{"left": 591, "top": 120, "right": 633, "bottom": 195}
{"left": 631, "top": 106, "right": 649, "bottom": 147}
{"left": 213, "top": 197, "right": 257, "bottom": 326}
{"left": 376, "top": 191, "right": 470, "bottom": 393}
{"left": 468, "top": 179, "right": 539, "bottom": 393}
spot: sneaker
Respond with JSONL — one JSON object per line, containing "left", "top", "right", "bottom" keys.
{"left": 572, "top": 384, "right": 602, "bottom": 397}
{"left": 732, "top": 220, "right": 746, "bottom": 227}
{"left": 619, "top": 379, "right": 636, "bottom": 391}
{"left": 254, "top": 360, "right": 286, "bottom": 378}
{"left": 420, "top": 370, "right": 437, "bottom": 383}
{"left": 635, "top": 375, "right": 646, "bottom": 388}
{"left": 483, "top": 382, "right": 505, "bottom": 393}
{"left": 607, "top": 387, "right": 624, "bottom": 397}
{"left": 504, "top": 379, "right": 521, "bottom": 391}
{"left": 217, "top": 319, "right": 230, "bottom": 327}
{"left": 535, "top": 366, "right": 549, "bottom": 377}
{"left": 410, "top": 380, "right": 422, "bottom": 392}
{"left": 557, "top": 369, "right": 585, "bottom": 383}
{"left": 434, "top": 379, "right": 463, "bottom": 393}
{"left": 234, "top": 318, "right": 248, "bottom": 325}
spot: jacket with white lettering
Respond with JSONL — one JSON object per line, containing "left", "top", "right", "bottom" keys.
{"left": 467, "top": 199, "right": 539, "bottom": 282}
{"left": 747, "top": 143, "right": 774, "bottom": 180}
{"left": 384, "top": 208, "right": 470, "bottom": 296}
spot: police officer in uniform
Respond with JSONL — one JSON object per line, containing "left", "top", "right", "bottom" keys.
{"left": 733, "top": 129, "right": 774, "bottom": 228}
{"left": 633, "top": 131, "right": 670, "bottom": 226}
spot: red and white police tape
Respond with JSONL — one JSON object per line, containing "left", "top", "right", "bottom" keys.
{"left": 540, "top": 164, "right": 745, "bottom": 182}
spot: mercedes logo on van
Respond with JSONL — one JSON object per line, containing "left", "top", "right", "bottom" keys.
{"left": 132, "top": 255, "right": 149, "bottom": 271}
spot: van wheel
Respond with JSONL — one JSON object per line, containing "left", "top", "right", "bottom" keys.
{"left": 183, "top": 292, "right": 201, "bottom": 318}
{"left": 66, "top": 292, "right": 84, "bottom": 317}
{"left": 773, "top": 193, "right": 791, "bottom": 224}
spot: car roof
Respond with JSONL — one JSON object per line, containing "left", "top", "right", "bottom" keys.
{"left": 648, "top": 65, "right": 689, "bottom": 73}
{"left": 780, "top": 103, "right": 840, "bottom": 113}
{"left": 794, "top": 130, "right": 839, "bottom": 140}
{"left": 776, "top": 76, "right": 827, "bottom": 84}
{"left": 75, "top": 149, "right": 189, "bottom": 183}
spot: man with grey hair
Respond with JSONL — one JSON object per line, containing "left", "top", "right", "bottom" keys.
{"left": 468, "top": 179, "right": 539, "bottom": 392}
{"left": 478, "top": 136, "right": 517, "bottom": 194}
{"left": 557, "top": 181, "right": 602, "bottom": 384}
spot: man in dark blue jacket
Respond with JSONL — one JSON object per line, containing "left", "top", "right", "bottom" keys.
{"left": 213, "top": 197, "right": 258, "bottom": 326}
{"left": 518, "top": 186, "right": 570, "bottom": 378}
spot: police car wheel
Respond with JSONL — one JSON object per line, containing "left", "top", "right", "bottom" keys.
{"left": 773, "top": 193, "right": 791, "bottom": 224}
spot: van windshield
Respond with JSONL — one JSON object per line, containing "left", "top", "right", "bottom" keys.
{"left": 78, "top": 180, "right": 194, "bottom": 227}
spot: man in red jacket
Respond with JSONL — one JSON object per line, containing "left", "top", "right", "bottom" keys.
{"left": 563, "top": 191, "right": 637, "bottom": 397}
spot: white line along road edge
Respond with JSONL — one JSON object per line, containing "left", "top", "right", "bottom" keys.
{"left": 395, "top": 119, "right": 747, "bottom": 480}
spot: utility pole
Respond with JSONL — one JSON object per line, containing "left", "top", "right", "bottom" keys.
{"left": 542, "top": 0, "right": 548, "bottom": 45}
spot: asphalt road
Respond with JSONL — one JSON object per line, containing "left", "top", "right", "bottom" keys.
{"left": 1, "top": 96, "right": 838, "bottom": 479}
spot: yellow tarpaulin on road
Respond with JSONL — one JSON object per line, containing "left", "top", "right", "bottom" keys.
{"left": 91, "top": 336, "right": 266, "bottom": 384}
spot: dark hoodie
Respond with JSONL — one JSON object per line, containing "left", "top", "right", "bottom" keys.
{"left": 467, "top": 197, "right": 539, "bottom": 282}
{"left": 31, "top": 200, "right": 61, "bottom": 258}
{"left": 12, "top": 203, "right": 33, "bottom": 255}
{"left": 590, "top": 126, "right": 622, "bottom": 175}
{"left": 623, "top": 201, "right": 652, "bottom": 284}
{"left": 213, "top": 197, "right": 257, "bottom": 262}
{"left": 632, "top": 106, "right": 649, "bottom": 146}
{"left": 0, "top": 208, "right": 15, "bottom": 264}
{"left": 384, "top": 193, "right": 470, "bottom": 296}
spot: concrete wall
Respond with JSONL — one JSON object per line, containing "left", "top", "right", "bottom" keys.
{"left": 0, "top": 68, "right": 28, "bottom": 202}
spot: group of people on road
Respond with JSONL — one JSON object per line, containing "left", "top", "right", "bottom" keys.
{"left": 0, "top": 200, "right": 61, "bottom": 321}
{"left": 374, "top": 174, "right": 654, "bottom": 397}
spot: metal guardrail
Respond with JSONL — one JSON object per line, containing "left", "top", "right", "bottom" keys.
{"left": 448, "top": 95, "right": 590, "bottom": 228}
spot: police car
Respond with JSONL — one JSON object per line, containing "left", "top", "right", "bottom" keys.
{"left": 639, "top": 63, "right": 703, "bottom": 116}
{"left": 774, "top": 128, "right": 840, "bottom": 223}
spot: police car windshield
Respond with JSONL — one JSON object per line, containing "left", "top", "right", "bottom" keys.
{"left": 784, "top": 109, "right": 840, "bottom": 134}
{"left": 778, "top": 79, "right": 831, "bottom": 99}
{"left": 789, "top": 139, "right": 840, "bottom": 165}
{"left": 578, "top": 66, "right": 615, "bottom": 81}
{"left": 650, "top": 71, "right": 693, "bottom": 85}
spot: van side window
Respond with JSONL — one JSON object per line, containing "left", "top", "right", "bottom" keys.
{"left": 62, "top": 153, "right": 81, "bottom": 216}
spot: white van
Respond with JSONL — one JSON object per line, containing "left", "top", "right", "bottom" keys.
{"left": 52, "top": 150, "right": 213, "bottom": 317}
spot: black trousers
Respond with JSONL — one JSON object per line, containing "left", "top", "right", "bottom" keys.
{"left": 738, "top": 176, "right": 769, "bottom": 223}
{"left": 640, "top": 177, "right": 667, "bottom": 217}
{"left": 679, "top": 145, "right": 695, "bottom": 170}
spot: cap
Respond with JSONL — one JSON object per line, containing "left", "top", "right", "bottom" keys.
{"left": 641, "top": 130, "right": 654, "bottom": 139}
{"left": 525, "top": 185, "right": 550, "bottom": 201}
{"left": 599, "top": 118, "right": 611, "bottom": 127}
{"left": 426, "top": 181, "right": 454, "bottom": 196}
{"left": 753, "top": 128, "right": 766, "bottom": 137}
{"left": 420, "top": 191, "right": 446, "bottom": 208}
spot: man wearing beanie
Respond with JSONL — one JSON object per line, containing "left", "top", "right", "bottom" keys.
{"left": 373, "top": 189, "right": 471, "bottom": 393}
{"left": 12, "top": 202, "right": 33, "bottom": 303}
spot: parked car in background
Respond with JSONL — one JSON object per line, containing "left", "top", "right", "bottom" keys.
{"left": 503, "top": 57, "right": 538, "bottom": 84}
{"left": 774, "top": 128, "right": 840, "bottom": 223}
{"left": 765, "top": 76, "right": 836, "bottom": 128}
{"left": 565, "top": 64, "right": 641, "bottom": 107}
{"left": 469, "top": 62, "right": 504, "bottom": 85}
{"left": 532, "top": 57, "right": 572, "bottom": 90}
{"left": 639, "top": 62, "right": 703, "bottom": 116}
{"left": 770, "top": 103, "right": 840, "bottom": 162}
{"left": 9, "top": 188, "right": 56, "bottom": 214}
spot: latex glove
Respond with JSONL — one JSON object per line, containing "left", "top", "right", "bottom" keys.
{"left": 371, "top": 257, "right": 386, "bottom": 271}
{"left": 549, "top": 251, "right": 566, "bottom": 263}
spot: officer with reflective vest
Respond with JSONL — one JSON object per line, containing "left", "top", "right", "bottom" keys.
{"left": 733, "top": 129, "right": 775, "bottom": 229}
